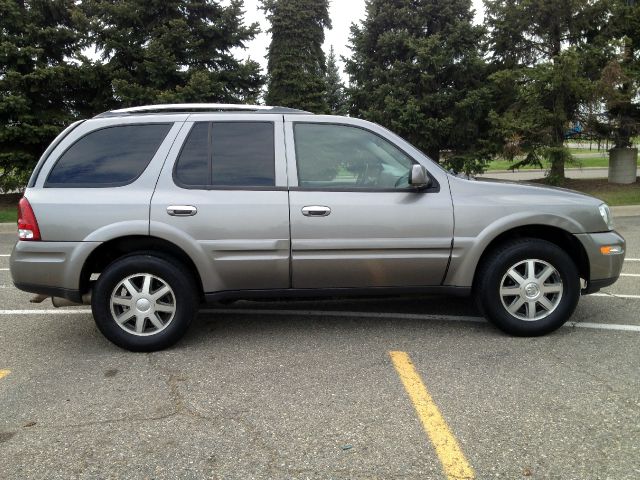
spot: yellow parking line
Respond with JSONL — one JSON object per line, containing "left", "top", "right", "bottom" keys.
{"left": 0, "top": 369, "right": 10, "bottom": 380}
{"left": 390, "top": 351, "right": 475, "bottom": 480}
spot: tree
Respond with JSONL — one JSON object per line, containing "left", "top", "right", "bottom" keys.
{"left": 262, "top": 0, "right": 331, "bottom": 112}
{"left": 484, "top": 0, "right": 609, "bottom": 181}
{"left": 345, "top": 0, "right": 490, "bottom": 173}
{"left": 0, "top": 0, "right": 90, "bottom": 191}
{"left": 598, "top": 0, "right": 640, "bottom": 149}
{"left": 84, "top": 0, "right": 263, "bottom": 106}
{"left": 324, "top": 46, "right": 348, "bottom": 115}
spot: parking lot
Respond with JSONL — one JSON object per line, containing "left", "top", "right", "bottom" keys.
{"left": 1, "top": 216, "right": 639, "bottom": 480}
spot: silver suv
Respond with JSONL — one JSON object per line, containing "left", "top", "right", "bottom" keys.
{"left": 10, "top": 104, "right": 626, "bottom": 351}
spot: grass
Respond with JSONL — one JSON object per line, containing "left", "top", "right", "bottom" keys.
{"left": 532, "top": 178, "right": 640, "bottom": 206}
{"left": 486, "top": 147, "right": 640, "bottom": 171}
{"left": 487, "top": 154, "right": 612, "bottom": 171}
{"left": 0, "top": 207, "right": 16, "bottom": 223}
{"left": 567, "top": 147, "right": 608, "bottom": 156}
{"left": 0, "top": 193, "right": 19, "bottom": 223}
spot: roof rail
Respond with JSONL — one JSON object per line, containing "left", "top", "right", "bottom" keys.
{"left": 94, "top": 103, "right": 310, "bottom": 118}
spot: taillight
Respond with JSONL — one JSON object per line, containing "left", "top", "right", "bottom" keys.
{"left": 17, "top": 197, "right": 41, "bottom": 241}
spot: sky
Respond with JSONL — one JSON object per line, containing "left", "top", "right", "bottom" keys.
{"left": 234, "top": 0, "right": 486, "bottom": 78}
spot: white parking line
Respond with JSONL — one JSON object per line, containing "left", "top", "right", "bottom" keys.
{"left": 625, "top": 258, "right": 640, "bottom": 262}
{"left": 567, "top": 322, "right": 640, "bottom": 332}
{"left": 0, "top": 307, "right": 637, "bottom": 332}
{"left": 620, "top": 273, "right": 640, "bottom": 277}
{"left": 0, "top": 309, "right": 91, "bottom": 314}
{"left": 0, "top": 254, "right": 9, "bottom": 257}
{"left": 0, "top": 268, "right": 8, "bottom": 271}
{"left": 591, "top": 292, "right": 640, "bottom": 299}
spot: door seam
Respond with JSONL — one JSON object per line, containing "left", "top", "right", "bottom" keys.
{"left": 282, "top": 115, "right": 293, "bottom": 288}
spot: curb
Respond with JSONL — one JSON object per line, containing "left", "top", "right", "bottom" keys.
{"left": 0, "top": 223, "right": 16, "bottom": 234}
{"left": 611, "top": 205, "right": 640, "bottom": 218}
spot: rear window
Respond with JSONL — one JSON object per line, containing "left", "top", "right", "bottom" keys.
{"left": 174, "top": 122, "right": 275, "bottom": 188}
{"left": 45, "top": 124, "right": 172, "bottom": 187}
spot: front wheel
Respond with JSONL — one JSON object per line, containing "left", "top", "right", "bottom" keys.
{"left": 475, "top": 239, "right": 580, "bottom": 336}
{"left": 92, "top": 255, "right": 198, "bottom": 351}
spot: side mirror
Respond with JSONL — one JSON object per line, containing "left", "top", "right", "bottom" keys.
{"left": 409, "top": 164, "right": 431, "bottom": 187}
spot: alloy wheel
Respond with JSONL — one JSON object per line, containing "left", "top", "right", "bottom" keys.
{"left": 109, "top": 273, "right": 176, "bottom": 336}
{"left": 499, "top": 259, "right": 564, "bottom": 321}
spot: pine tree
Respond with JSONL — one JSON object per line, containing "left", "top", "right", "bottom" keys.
{"left": 262, "top": 0, "right": 331, "bottom": 113}
{"left": 598, "top": 0, "right": 640, "bottom": 149}
{"left": 0, "top": 0, "right": 89, "bottom": 191}
{"left": 324, "top": 46, "right": 347, "bottom": 115}
{"left": 485, "top": 0, "right": 608, "bottom": 180}
{"left": 345, "top": 0, "right": 490, "bottom": 172}
{"left": 84, "top": 0, "right": 263, "bottom": 106}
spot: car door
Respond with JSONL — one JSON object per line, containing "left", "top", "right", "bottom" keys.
{"left": 285, "top": 115, "right": 454, "bottom": 289}
{"left": 150, "top": 114, "right": 290, "bottom": 293}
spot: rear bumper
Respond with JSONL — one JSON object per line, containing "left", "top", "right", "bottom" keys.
{"left": 13, "top": 282, "right": 82, "bottom": 303}
{"left": 10, "top": 240, "right": 100, "bottom": 298}
{"left": 574, "top": 231, "right": 626, "bottom": 293}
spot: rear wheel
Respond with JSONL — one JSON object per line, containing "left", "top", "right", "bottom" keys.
{"left": 92, "top": 255, "right": 198, "bottom": 351}
{"left": 475, "top": 239, "right": 580, "bottom": 336}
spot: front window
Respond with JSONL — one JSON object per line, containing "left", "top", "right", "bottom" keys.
{"left": 294, "top": 123, "right": 415, "bottom": 189}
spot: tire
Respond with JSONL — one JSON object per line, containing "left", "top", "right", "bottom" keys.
{"left": 475, "top": 239, "right": 580, "bottom": 336}
{"left": 91, "top": 254, "right": 198, "bottom": 351}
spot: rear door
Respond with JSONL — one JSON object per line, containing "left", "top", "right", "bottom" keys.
{"left": 150, "top": 114, "right": 290, "bottom": 294}
{"left": 285, "top": 116, "right": 454, "bottom": 289}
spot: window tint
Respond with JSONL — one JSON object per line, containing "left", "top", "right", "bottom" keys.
{"left": 294, "top": 123, "right": 414, "bottom": 189}
{"left": 211, "top": 123, "right": 275, "bottom": 186}
{"left": 46, "top": 124, "right": 172, "bottom": 187}
{"left": 174, "top": 122, "right": 275, "bottom": 188}
{"left": 174, "top": 122, "right": 209, "bottom": 186}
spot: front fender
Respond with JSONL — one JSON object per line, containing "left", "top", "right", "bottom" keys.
{"left": 444, "top": 212, "right": 583, "bottom": 287}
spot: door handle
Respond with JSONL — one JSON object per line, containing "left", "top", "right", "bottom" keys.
{"left": 301, "top": 205, "right": 331, "bottom": 217}
{"left": 167, "top": 205, "right": 197, "bottom": 217}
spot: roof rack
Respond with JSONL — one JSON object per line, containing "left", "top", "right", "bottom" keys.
{"left": 94, "top": 103, "right": 310, "bottom": 118}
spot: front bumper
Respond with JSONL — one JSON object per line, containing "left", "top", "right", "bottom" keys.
{"left": 574, "top": 231, "right": 626, "bottom": 294}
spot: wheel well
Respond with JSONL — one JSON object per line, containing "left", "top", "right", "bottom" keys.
{"left": 473, "top": 225, "right": 590, "bottom": 286}
{"left": 80, "top": 236, "right": 204, "bottom": 299}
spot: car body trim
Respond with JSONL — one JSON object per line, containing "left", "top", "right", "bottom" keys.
{"left": 204, "top": 285, "right": 472, "bottom": 303}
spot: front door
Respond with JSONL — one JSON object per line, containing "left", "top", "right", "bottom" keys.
{"left": 285, "top": 117, "right": 454, "bottom": 289}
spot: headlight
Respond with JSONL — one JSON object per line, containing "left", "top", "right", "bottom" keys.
{"left": 599, "top": 203, "right": 614, "bottom": 230}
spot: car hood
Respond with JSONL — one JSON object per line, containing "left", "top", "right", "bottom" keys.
{"left": 447, "top": 174, "right": 608, "bottom": 234}
{"left": 470, "top": 176, "right": 603, "bottom": 206}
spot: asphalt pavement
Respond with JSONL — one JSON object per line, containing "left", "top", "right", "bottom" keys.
{"left": 0, "top": 217, "right": 639, "bottom": 479}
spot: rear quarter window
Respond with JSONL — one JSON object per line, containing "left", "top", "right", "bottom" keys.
{"left": 45, "top": 123, "right": 172, "bottom": 187}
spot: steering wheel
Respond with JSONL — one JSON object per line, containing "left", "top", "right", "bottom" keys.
{"left": 394, "top": 172, "right": 410, "bottom": 188}
{"left": 356, "top": 162, "right": 370, "bottom": 186}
